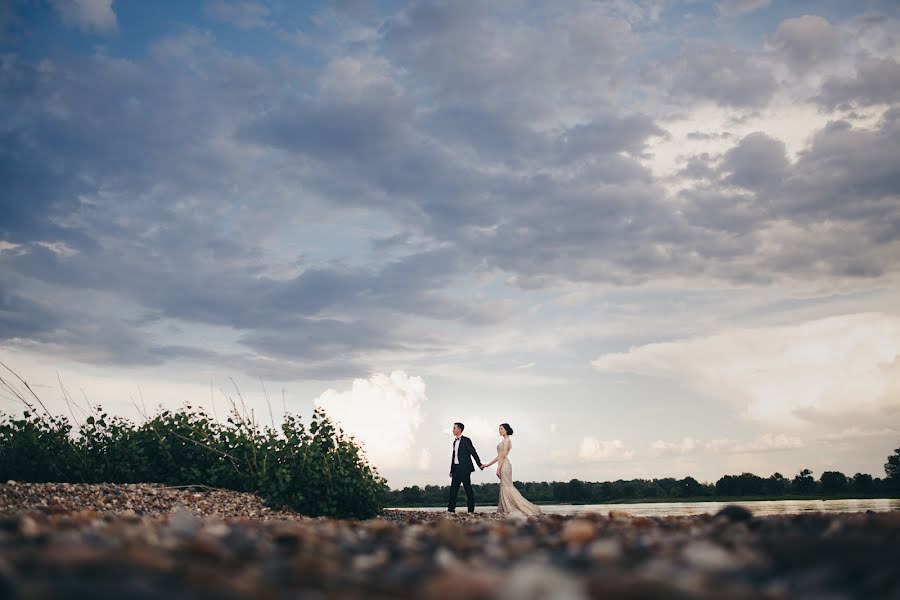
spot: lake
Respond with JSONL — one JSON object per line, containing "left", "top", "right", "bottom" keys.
{"left": 390, "top": 498, "right": 900, "bottom": 517}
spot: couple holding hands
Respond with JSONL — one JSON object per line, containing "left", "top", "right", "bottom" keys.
{"left": 448, "top": 421, "right": 542, "bottom": 517}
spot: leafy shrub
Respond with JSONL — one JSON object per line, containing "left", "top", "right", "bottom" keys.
{"left": 0, "top": 404, "right": 388, "bottom": 519}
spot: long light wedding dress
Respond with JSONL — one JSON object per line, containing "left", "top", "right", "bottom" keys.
{"left": 495, "top": 438, "right": 542, "bottom": 517}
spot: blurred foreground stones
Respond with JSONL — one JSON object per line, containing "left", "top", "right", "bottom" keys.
{"left": 1, "top": 482, "right": 899, "bottom": 599}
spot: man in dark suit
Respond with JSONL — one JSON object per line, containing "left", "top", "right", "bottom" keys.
{"left": 448, "top": 422, "right": 484, "bottom": 513}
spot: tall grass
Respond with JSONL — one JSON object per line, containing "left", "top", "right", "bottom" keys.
{"left": 0, "top": 362, "right": 388, "bottom": 519}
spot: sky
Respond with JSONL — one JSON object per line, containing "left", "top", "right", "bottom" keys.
{"left": 1, "top": 0, "right": 899, "bottom": 489}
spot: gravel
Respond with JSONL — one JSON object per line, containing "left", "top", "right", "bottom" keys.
{"left": 1, "top": 482, "right": 899, "bottom": 599}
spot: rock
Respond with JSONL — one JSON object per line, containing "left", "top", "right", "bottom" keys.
{"left": 716, "top": 504, "right": 753, "bottom": 522}
{"left": 433, "top": 546, "right": 461, "bottom": 569}
{"left": 498, "top": 563, "right": 589, "bottom": 600}
{"left": 435, "top": 519, "right": 468, "bottom": 551}
{"left": 681, "top": 540, "right": 741, "bottom": 571}
{"left": 0, "top": 484, "right": 898, "bottom": 599}
{"left": 204, "top": 522, "right": 230, "bottom": 538}
{"left": 608, "top": 510, "right": 633, "bottom": 520}
{"left": 587, "top": 538, "right": 622, "bottom": 561}
{"left": 18, "top": 516, "right": 39, "bottom": 538}
{"left": 352, "top": 548, "right": 389, "bottom": 571}
{"left": 561, "top": 520, "right": 596, "bottom": 545}
{"left": 168, "top": 507, "right": 201, "bottom": 537}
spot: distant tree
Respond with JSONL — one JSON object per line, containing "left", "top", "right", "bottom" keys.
{"left": 885, "top": 447, "right": 900, "bottom": 488}
{"left": 400, "top": 485, "right": 423, "bottom": 505}
{"left": 679, "top": 476, "right": 704, "bottom": 497}
{"left": 851, "top": 473, "right": 874, "bottom": 494}
{"left": 764, "top": 472, "right": 788, "bottom": 496}
{"left": 715, "top": 475, "right": 738, "bottom": 496}
{"left": 791, "top": 468, "right": 817, "bottom": 495}
{"left": 552, "top": 481, "right": 569, "bottom": 502}
{"left": 820, "top": 471, "right": 848, "bottom": 494}
{"left": 568, "top": 478, "right": 587, "bottom": 502}
{"left": 736, "top": 472, "right": 766, "bottom": 495}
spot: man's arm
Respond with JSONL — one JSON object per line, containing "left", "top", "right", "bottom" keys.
{"left": 468, "top": 437, "right": 483, "bottom": 468}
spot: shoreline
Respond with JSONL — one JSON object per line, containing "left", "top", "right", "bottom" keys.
{"left": 388, "top": 493, "right": 900, "bottom": 509}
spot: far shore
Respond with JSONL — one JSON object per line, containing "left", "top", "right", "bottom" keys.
{"left": 388, "top": 492, "right": 900, "bottom": 509}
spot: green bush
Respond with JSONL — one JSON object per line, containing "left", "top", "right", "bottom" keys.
{"left": 0, "top": 405, "right": 388, "bottom": 519}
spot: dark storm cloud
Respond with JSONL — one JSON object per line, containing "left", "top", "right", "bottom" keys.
{"left": 720, "top": 132, "right": 789, "bottom": 191}
{"left": 816, "top": 57, "right": 900, "bottom": 110}
{"left": 648, "top": 44, "right": 777, "bottom": 108}
{"left": 672, "top": 112, "right": 900, "bottom": 279}
{"left": 766, "top": 15, "right": 840, "bottom": 73}
{"left": 2, "top": 2, "right": 899, "bottom": 378}
{"left": 380, "top": 0, "right": 632, "bottom": 113}
{"left": 0, "top": 279, "right": 63, "bottom": 340}
{"left": 0, "top": 31, "right": 483, "bottom": 376}
{"left": 782, "top": 114, "right": 900, "bottom": 222}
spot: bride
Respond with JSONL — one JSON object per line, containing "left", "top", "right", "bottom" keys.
{"left": 482, "top": 423, "right": 542, "bottom": 517}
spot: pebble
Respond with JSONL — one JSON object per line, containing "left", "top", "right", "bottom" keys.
{"left": 681, "top": 540, "right": 741, "bottom": 572}
{"left": 587, "top": 538, "right": 622, "bottom": 561}
{"left": 500, "top": 563, "right": 589, "bottom": 600}
{"left": 560, "top": 519, "right": 595, "bottom": 545}
{"left": 18, "top": 515, "right": 39, "bottom": 538}
{"left": 0, "top": 484, "right": 897, "bottom": 599}
{"left": 716, "top": 505, "right": 754, "bottom": 523}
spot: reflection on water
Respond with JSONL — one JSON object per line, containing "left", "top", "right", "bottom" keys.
{"left": 391, "top": 498, "right": 900, "bottom": 517}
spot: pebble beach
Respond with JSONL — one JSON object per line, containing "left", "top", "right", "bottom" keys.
{"left": 1, "top": 482, "right": 899, "bottom": 599}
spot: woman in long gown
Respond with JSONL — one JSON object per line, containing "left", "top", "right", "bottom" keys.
{"left": 482, "top": 423, "right": 542, "bottom": 517}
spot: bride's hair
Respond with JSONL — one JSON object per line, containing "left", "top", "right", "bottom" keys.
{"left": 500, "top": 423, "right": 513, "bottom": 435}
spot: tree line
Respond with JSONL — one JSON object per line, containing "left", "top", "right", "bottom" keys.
{"left": 386, "top": 447, "right": 900, "bottom": 507}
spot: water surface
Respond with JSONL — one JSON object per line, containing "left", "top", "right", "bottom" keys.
{"left": 390, "top": 498, "right": 900, "bottom": 517}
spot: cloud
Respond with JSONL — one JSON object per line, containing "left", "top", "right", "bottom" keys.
{"left": 314, "top": 371, "right": 427, "bottom": 470}
{"left": 816, "top": 57, "right": 900, "bottom": 110}
{"left": 651, "top": 44, "right": 777, "bottom": 108}
{"left": 593, "top": 313, "right": 900, "bottom": 425}
{"left": 651, "top": 434, "right": 804, "bottom": 455}
{"left": 720, "top": 132, "right": 789, "bottom": 190}
{"left": 718, "top": 0, "right": 770, "bottom": 18}
{"left": 817, "top": 426, "right": 900, "bottom": 442}
{"left": 578, "top": 437, "right": 635, "bottom": 462}
{"left": 50, "top": 0, "right": 117, "bottom": 33}
{"left": 3, "top": 1, "right": 900, "bottom": 391}
{"left": 382, "top": 2, "right": 632, "bottom": 114}
{"left": 205, "top": 1, "right": 271, "bottom": 30}
{"left": 767, "top": 15, "right": 840, "bottom": 72}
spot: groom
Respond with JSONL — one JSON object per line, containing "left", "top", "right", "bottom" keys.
{"left": 448, "top": 422, "right": 484, "bottom": 513}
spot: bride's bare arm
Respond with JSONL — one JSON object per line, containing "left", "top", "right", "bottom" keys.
{"left": 483, "top": 455, "right": 498, "bottom": 467}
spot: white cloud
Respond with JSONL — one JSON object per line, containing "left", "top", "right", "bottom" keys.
{"left": 204, "top": 1, "right": 271, "bottom": 30}
{"left": 314, "top": 371, "right": 427, "bottom": 470}
{"left": 718, "top": 0, "right": 770, "bottom": 18}
{"left": 652, "top": 433, "right": 803, "bottom": 455}
{"left": 416, "top": 448, "right": 431, "bottom": 470}
{"left": 51, "top": 0, "right": 117, "bottom": 33}
{"left": 593, "top": 313, "right": 900, "bottom": 425}
{"left": 730, "top": 433, "right": 805, "bottom": 453}
{"left": 578, "top": 437, "right": 635, "bottom": 462}
{"left": 35, "top": 241, "right": 78, "bottom": 257}
{"left": 767, "top": 15, "right": 840, "bottom": 72}
{"left": 818, "top": 426, "right": 899, "bottom": 442}
{"left": 449, "top": 416, "right": 497, "bottom": 445}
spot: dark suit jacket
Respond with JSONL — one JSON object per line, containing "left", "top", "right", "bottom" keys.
{"left": 450, "top": 435, "right": 482, "bottom": 474}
